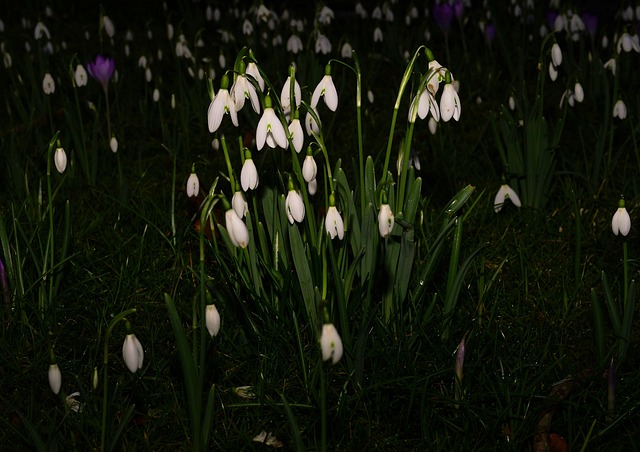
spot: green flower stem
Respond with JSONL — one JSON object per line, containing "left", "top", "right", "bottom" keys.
{"left": 381, "top": 46, "right": 425, "bottom": 185}
{"left": 72, "top": 82, "right": 90, "bottom": 183}
{"left": 396, "top": 121, "right": 416, "bottom": 215}
{"left": 606, "top": 55, "right": 620, "bottom": 175}
{"left": 45, "top": 131, "right": 60, "bottom": 319}
{"left": 623, "top": 240, "right": 628, "bottom": 305}
{"left": 100, "top": 307, "right": 137, "bottom": 452}
{"left": 220, "top": 135, "right": 235, "bottom": 191}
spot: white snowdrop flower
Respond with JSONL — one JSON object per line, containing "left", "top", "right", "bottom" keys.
{"left": 288, "top": 115, "right": 304, "bottom": 153}
{"left": 305, "top": 106, "right": 322, "bottom": 136}
{"left": 617, "top": 32, "right": 640, "bottom": 53}
{"left": 325, "top": 195, "right": 344, "bottom": 240}
{"left": 232, "top": 190, "right": 248, "bottom": 218}
{"left": 318, "top": 6, "right": 335, "bottom": 25}
{"left": 341, "top": 41, "right": 353, "bottom": 58}
{"left": 241, "top": 154, "right": 259, "bottom": 191}
{"left": 122, "top": 334, "right": 144, "bottom": 373}
{"left": 548, "top": 62, "right": 558, "bottom": 81}
{"left": 145, "top": 67, "right": 152, "bottom": 82}
{"left": 205, "top": 304, "right": 221, "bottom": 337}
{"left": 74, "top": 64, "right": 87, "bottom": 87}
{"left": 110, "top": 136, "right": 118, "bottom": 153}
{"left": 207, "top": 76, "right": 238, "bottom": 133}
{"left": 367, "top": 90, "right": 374, "bottom": 103}
{"left": 311, "top": 66, "right": 338, "bottom": 112}
{"left": 285, "top": 189, "right": 305, "bottom": 224}
{"left": 287, "top": 34, "right": 303, "bottom": 54}
{"left": 612, "top": 204, "right": 631, "bottom": 236}
{"left": 308, "top": 178, "right": 318, "bottom": 195}
{"left": 34, "top": 22, "right": 50, "bottom": 40}
{"left": 219, "top": 53, "right": 226, "bottom": 68}
{"left": 280, "top": 75, "right": 302, "bottom": 113}
{"left": 440, "top": 83, "right": 461, "bottom": 122}
{"left": 231, "top": 71, "right": 260, "bottom": 114}
{"left": 54, "top": 147, "right": 67, "bottom": 173}
{"left": 138, "top": 56, "right": 147, "bottom": 68}
{"left": 378, "top": 203, "right": 394, "bottom": 238}
{"left": 102, "top": 15, "right": 115, "bottom": 38}
{"left": 508, "top": 95, "right": 515, "bottom": 111}
{"left": 42, "top": 73, "right": 55, "bottom": 94}
{"left": 242, "top": 19, "right": 253, "bottom": 35}
{"left": 494, "top": 184, "right": 521, "bottom": 213}
{"left": 256, "top": 96, "right": 288, "bottom": 150}
{"left": 186, "top": 172, "right": 199, "bottom": 198}
{"left": 48, "top": 363, "right": 62, "bottom": 394}
{"left": 315, "top": 33, "right": 331, "bottom": 54}
{"left": 320, "top": 323, "right": 343, "bottom": 364}
{"left": 613, "top": 99, "right": 627, "bottom": 119}
{"left": 604, "top": 58, "right": 616, "bottom": 75}
{"left": 428, "top": 117, "right": 438, "bottom": 134}
{"left": 574, "top": 82, "right": 584, "bottom": 102}
{"left": 224, "top": 208, "right": 249, "bottom": 248}
{"left": 372, "top": 6, "right": 382, "bottom": 20}
{"left": 373, "top": 27, "right": 383, "bottom": 42}
{"left": 551, "top": 43, "right": 562, "bottom": 66}
{"left": 355, "top": 2, "right": 368, "bottom": 19}
{"left": 302, "top": 153, "right": 317, "bottom": 182}
{"left": 246, "top": 62, "right": 265, "bottom": 91}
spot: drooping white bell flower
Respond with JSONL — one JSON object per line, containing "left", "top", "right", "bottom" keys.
{"left": 241, "top": 153, "right": 259, "bottom": 191}
{"left": 305, "top": 106, "right": 322, "bottom": 136}
{"left": 613, "top": 99, "right": 627, "bottom": 119}
{"left": 110, "top": 136, "right": 118, "bottom": 153}
{"left": 286, "top": 34, "right": 303, "bottom": 54}
{"left": 325, "top": 194, "right": 344, "bottom": 240}
{"left": 207, "top": 75, "right": 238, "bottom": 133}
{"left": 612, "top": 200, "right": 631, "bottom": 236}
{"left": 311, "top": 65, "right": 338, "bottom": 112}
{"left": 245, "top": 62, "right": 265, "bottom": 92}
{"left": 74, "top": 64, "right": 88, "bottom": 87}
{"left": 122, "top": 333, "right": 144, "bottom": 373}
{"left": 43, "top": 73, "right": 55, "bottom": 94}
{"left": 231, "top": 64, "right": 260, "bottom": 114}
{"left": 285, "top": 188, "right": 305, "bottom": 224}
{"left": 440, "top": 82, "right": 461, "bottom": 122}
{"left": 288, "top": 112, "right": 304, "bottom": 153}
{"left": 256, "top": 96, "right": 288, "bottom": 150}
{"left": 280, "top": 74, "right": 301, "bottom": 114}
{"left": 224, "top": 208, "right": 249, "bottom": 248}
{"left": 551, "top": 42, "right": 562, "bottom": 66}
{"left": 186, "top": 172, "right": 199, "bottom": 198}
{"left": 494, "top": 183, "right": 522, "bottom": 213}
{"left": 320, "top": 323, "right": 343, "bottom": 364}
{"left": 232, "top": 190, "right": 248, "bottom": 218}
{"left": 205, "top": 304, "right": 221, "bottom": 337}
{"left": 315, "top": 33, "right": 331, "bottom": 54}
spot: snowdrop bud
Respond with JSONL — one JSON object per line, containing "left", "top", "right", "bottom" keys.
{"left": 308, "top": 178, "right": 318, "bottom": 195}
{"left": 54, "top": 147, "right": 67, "bottom": 173}
{"left": 232, "top": 190, "right": 248, "bottom": 218}
{"left": 92, "top": 367, "right": 99, "bottom": 390}
{"left": 285, "top": 188, "right": 305, "bottom": 224}
{"left": 122, "top": 333, "right": 144, "bottom": 373}
{"left": 153, "top": 88, "right": 160, "bottom": 102}
{"left": 551, "top": 43, "right": 562, "bottom": 66}
{"left": 110, "top": 136, "right": 118, "bottom": 153}
{"left": 320, "top": 323, "right": 343, "bottom": 364}
{"left": 48, "top": 363, "right": 62, "bottom": 394}
{"left": 171, "top": 94, "right": 176, "bottom": 109}
{"left": 186, "top": 172, "right": 199, "bottom": 198}
{"left": 508, "top": 96, "right": 515, "bottom": 111}
{"left": 225, "top": 208, "right": 249, "bottom": 248}
{"left": 302, "top": 152, "right": 317, "bottom": 182}
{"left": 574, "top": 82, "right": 584, "bottom": 102}
{"left": 548, "top": 62, "right": 558, "bottom": 81}
{"left": 428, "top": 117, "right": 438, "bottom": 135}
{"left": 378, "top": 203, "right": 394, "bottom": 238}
{"left": 206, "top": 304, "right": 221, "bottom": 337}
{"left": 367, "top": 90, "right": 374, "bottom": 103}
{"left": 211, "top": 137, "right": 220, "bottom": 150}
{"left": 102, "top": 15, "right": 115, "bottom": 38}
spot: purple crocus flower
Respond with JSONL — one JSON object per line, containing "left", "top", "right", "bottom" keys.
{"left": 87, "top": 54, "right": 115, "bottom": 92}
{"left": 545, "top": 11, "right": 558, "bottom": 31}
{"left": 581, "top": 12, "right": 598, "bottom": 37}
{"left": 433, "top": 2, "right": 454, "bottom": 33}
{"left": 485, "top": 23, "right": 496, "bottom": 45}
{"left": 453, "top": 0, "right": 464, "bottom": 21}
